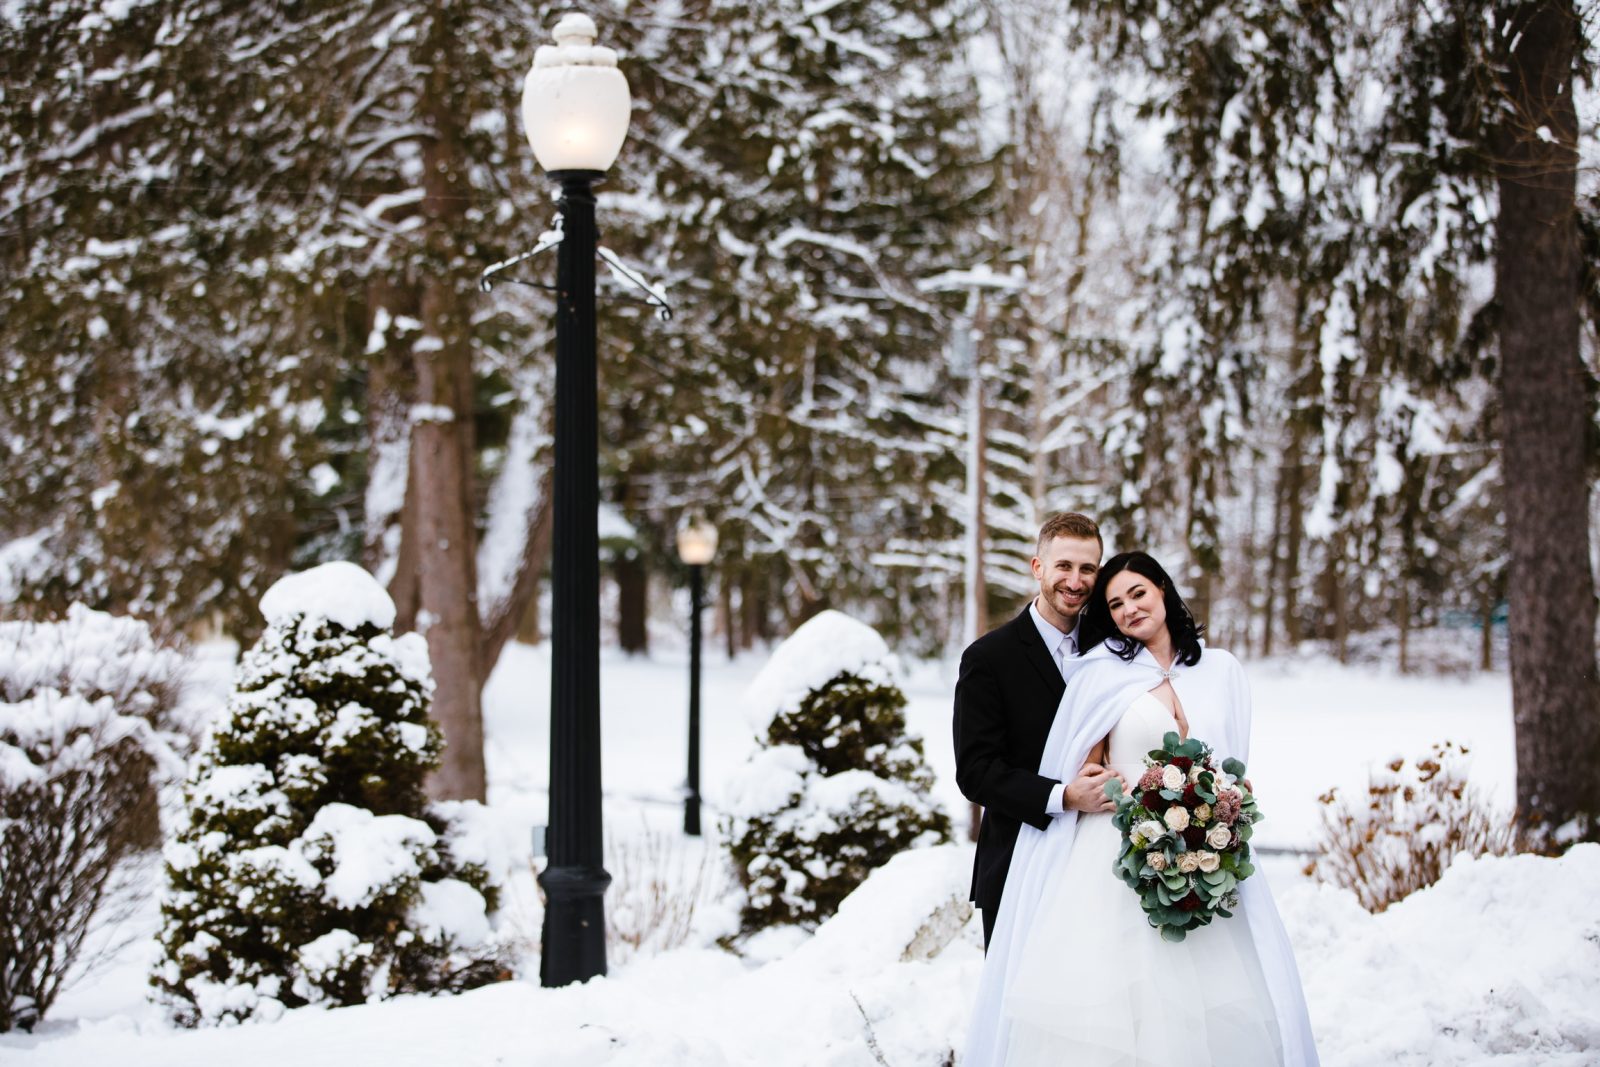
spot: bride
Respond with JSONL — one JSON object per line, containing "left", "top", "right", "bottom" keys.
{"left": 963, "top": 552, "right": 1319, "bottom": 1066}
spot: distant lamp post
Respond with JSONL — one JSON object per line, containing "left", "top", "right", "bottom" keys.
{"left": 522, "top": 11, "right": 630, "bottom": 989}
{"left": 676, "top": 512, "right": 718, "bottom": 836}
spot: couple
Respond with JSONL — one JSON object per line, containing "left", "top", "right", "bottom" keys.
{"left": 954, "top": 513, "right": 1318, "bottom": 1066}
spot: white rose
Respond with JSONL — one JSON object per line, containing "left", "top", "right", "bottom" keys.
{"left": 1189, "top": 764, "right": 1204, "bottom": 783}
{"left": 1163, "top": 806, "right": 1190, "bottom": 832}
{"left": 1197, "top": 851, "right": 1221, "bottom": 873}
{"left": 1161, "top": 765, "right": 1185, "bottom": 791}
{"left": 1136, "top": 819, "right": 1166, "bottom": 843}
{"left": 1177, "top": 852, "right": 1201, "bottom": 873}
{"left": 1193, "top": 802, "right": 1212, "bottom": 825}
{"left": 1206, "top": 824, "right": 1232, "bottom": 849}
{"left": 1147, "top": 852, "right": 1168, "bottom": 872}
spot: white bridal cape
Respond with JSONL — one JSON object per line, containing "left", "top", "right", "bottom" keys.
{"left": 962, "top": 643, "right": 1319, "bottom": 1067}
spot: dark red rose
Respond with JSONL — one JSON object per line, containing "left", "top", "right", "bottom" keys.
{"left": 1181, "top": 783, "right": 1199, "bottom": 805}
{"left": 1177, "top": 891, "right": 1205, "bottom": 912}
{"left": 1183, "top": 825, "right": 1205, "bottom": 849}
{"left": 1172, "top": 756, "right": 1194, "bottom": 772}
{"left": 1141, "top": 790, "right": 1167, "bottom": 811}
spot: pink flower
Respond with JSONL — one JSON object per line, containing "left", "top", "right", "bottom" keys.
{"left": 1138, "top": 766, "right": 1165, "bottom": 792}
{"left": 1214, "top": 792, "right": 1242, "bottom": 825}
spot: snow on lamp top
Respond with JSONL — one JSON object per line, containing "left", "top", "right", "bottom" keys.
{"left": 743, "top": 610, "right": 896, "bottom": 734}
{"left": 260, "top": 561, "right": 397, "bottom": 632}
{"left": 522, "top": 12, "right": 631, "bottom": 174}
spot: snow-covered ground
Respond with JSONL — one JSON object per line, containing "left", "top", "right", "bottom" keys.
{"left": 7, "top": 638, "right": 1587, "bottom": 1066}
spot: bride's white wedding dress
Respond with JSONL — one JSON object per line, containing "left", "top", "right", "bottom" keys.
{"left": 962, "top": 644, "right": 1318, "bottom": 1067}
{"left": 1003, "top": 691, "right": 1282, "bottom": 1066}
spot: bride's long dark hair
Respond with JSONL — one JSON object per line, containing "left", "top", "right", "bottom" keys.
{"left": 1077, "top": 551, "right": 1205, "bottom": 665}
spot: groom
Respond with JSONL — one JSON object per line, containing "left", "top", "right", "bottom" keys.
{"left": 954, "top": 512, "right": 1121, "bottom": 947}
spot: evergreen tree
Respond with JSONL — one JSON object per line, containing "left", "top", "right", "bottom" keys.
{"left": 725, "top": 611, "right": 949, "bottom": 932}
{"left": 0, "top": 0, "right": 330, "bottom": 635}
{"left": 605, "top": 0, "right": 999, "bottom": 640}
{"left": 1053, "top": 0, "right": 1598, "bottom": 835}
{"left": 154, "top": 562, "right": 505, "bottom": 1026}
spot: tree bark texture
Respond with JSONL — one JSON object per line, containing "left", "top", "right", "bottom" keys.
{"left": 411, "top": 286, "right": 486, "bottom": 802}
{"left": 411, "top": 20, "right": 486, "bottom": 802}
{"left": 1493, "top": 0, "right": 1600, "bottom": 837}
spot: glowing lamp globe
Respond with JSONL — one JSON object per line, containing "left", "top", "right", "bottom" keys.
{"left": 522, "top": 13, "right": 631, "bottom": 174}
{"left": 676, "top": 513, "right": 719, "bottom": 566}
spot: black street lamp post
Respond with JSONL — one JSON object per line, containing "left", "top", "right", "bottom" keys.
{"left": 519, "top": 12, "right": 631, "bottom": 989}
{"left": 676, "top": 514, "right": 718, "bottom": 836}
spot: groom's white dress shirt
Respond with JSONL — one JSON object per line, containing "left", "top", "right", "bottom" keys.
{"left": 1028, "top": 598, "right": 1078, "bottom": 817}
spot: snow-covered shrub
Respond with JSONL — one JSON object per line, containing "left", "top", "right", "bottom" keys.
{"left": 725, "top": 611, "right": 950, "bottom": 933}
{"left": 154, "top": 562, "right": 508, "bottom": 1026}
{"left": 0, "top": 606, "right": 189, "bottom": 1032}
{"left": 1307, "top": 740, "right": 1520, "bottom": 912}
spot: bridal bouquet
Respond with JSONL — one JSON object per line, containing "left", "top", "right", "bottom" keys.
{"left": 1105, "top": 732, "right": 1261, "bottom": 942}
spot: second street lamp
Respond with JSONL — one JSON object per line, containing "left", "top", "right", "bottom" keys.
{"left": 521, "top": 12, "right": 630, "bottom": 989}
{"left": 676, "top": 513, "right": 718, "bottom": 837}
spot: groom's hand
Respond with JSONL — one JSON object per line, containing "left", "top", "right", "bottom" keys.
{"left": 1063, "top": 763, "right": 1125, "bottom": 813}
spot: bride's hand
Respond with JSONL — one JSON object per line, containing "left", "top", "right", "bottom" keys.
{"left": 1063, "top": 763, "right": 1126, "bottom": 813}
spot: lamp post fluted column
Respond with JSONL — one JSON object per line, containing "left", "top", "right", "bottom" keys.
{"left": 538, "top": 170, "right": 610, "bottom": 987}
{"left": 684, "top": 561, "right": 704, "bottom": 835}
{"left": 520, "top": 11, "right": 631, "bottom": 989}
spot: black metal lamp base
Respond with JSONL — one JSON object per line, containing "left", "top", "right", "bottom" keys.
{"left": 538, "top": 864, "right": 613, "bottom": 987}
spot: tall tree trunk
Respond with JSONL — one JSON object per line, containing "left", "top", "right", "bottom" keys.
{"left": 614, "top": 472, "right": 648, "bottom": 654}
{"left": 616, "top": 551, "right": 648, "bottom": 653}
{"left": 391, "top": 453, "right": 423, "bottom": 635}
{"left": 718, "top": 565, "right": 735, "bottom": 660}
{"left": 411, "top": 16, "right": 485, "bottom": 802}
{"left": 965, "top": 297, "right": 989, "bottom": 644}
{"left": 1328, "top": 539, "right": 1349, "bottom": 664}
{"left": 1282, "top": 430, "right": 1307, "bottom": 646}
{"left": 1397, "top": 579, "right": 1410, "bottom": 676}
{"left": 1481, "top": 595, "right": 1495, "bottom": 672}
{"left": 1262, "top": 456, "right": 1289, "bottom": 657}
{"left": 1493, "top": 0, "right": 1600, "bottom": 838}
{"left": 411, "top": 302, "right": 486, "bottom": 801}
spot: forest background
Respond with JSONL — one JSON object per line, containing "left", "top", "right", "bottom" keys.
{"left": 3, "top": 0, "right": 1598, "bottom": 833}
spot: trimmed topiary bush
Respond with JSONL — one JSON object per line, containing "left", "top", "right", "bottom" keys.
{"left": 725, "top": 611, "right": 949, "bottom": 933}
{"left": 153, "top": 562, "right": 507, "bottom": 1026}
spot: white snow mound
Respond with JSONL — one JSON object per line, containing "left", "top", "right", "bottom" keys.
{"left": 1281, "top": 842, "right": 1600, "bottom": 1063}
{"left": 743, "top": 609, "right": 894, "bottom": 734}
{"left": 260, "top": 561, "right": 396, "bottom": 632}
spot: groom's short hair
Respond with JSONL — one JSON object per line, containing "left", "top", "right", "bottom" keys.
{"left": 1036, "top": 512, "right": 1103, "bottom": 556}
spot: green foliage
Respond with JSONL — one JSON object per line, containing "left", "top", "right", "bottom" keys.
{"left": 603, "top": 0, "right": 1001, "bottom": 639}
{"left": 154, "top": 600, "right": 504, "bottom": 1026}
{"left": 726, "top": 669, "right": 950, "bottom": 933}
{"left": 1106, "top": 732, "right": 1260, "bottom": 942}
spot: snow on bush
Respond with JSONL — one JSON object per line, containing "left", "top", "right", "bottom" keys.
{"left": 153, "top": 562, "right": 508, "bottom": 1026}
{"left": 1307, "top": 739, "right": 1519, "bottom": 912}
{"left": 0, "top": 606, "right": 189, "bottom": 1032}
{"left": 725, "top": 610, "right": 950, "bottom": 933}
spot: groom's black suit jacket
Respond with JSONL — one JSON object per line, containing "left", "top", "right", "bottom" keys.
{"left": 953, "top": 605, "right": 1068, "bottom": 918}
